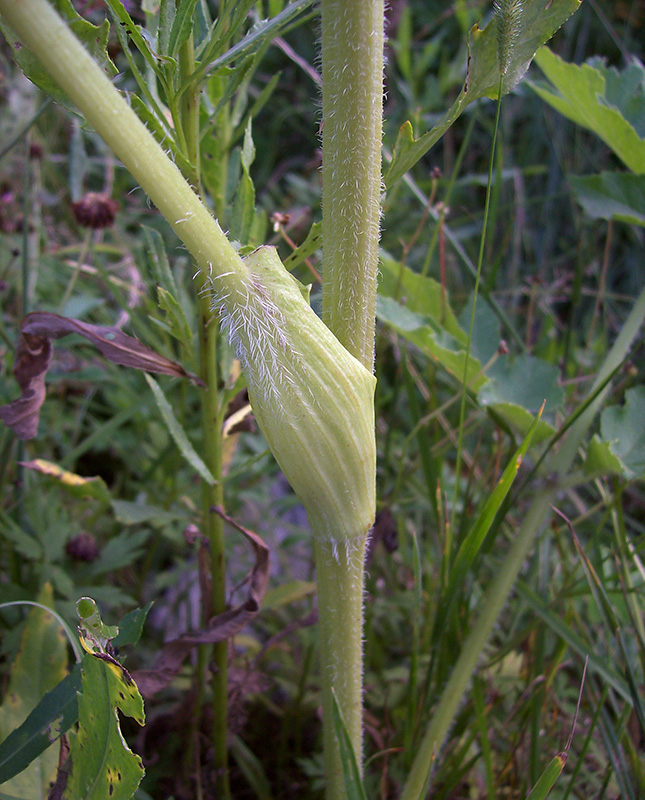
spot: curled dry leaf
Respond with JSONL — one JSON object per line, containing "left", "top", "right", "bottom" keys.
{"left": 132, "top": 509, "right": 270, "bottom": 698}
{"left": 0, "top": 311, "right": 202, "bottom": 440}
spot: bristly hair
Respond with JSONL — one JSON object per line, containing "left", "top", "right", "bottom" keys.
{"left": 494, "top": 0, "right": 523, "bottom": 77}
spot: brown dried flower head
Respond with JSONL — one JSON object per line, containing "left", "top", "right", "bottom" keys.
{"left": 72, "top": 192, "right": 118, "bottom": 229}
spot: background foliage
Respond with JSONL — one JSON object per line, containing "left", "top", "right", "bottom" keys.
{"left": 0, "top": 1, "right": 644, "bottom": 798}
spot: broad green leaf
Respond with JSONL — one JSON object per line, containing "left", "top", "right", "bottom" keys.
{"left": 65, "top": 654, "right": 144, "bottom": 800}
{"left": 569, "top": 172, "right": 645, "bottom": 226}
{"left": 19, "top": 460, "right": 111, "bottom": 506}
{"left": 0, "top": 585, "right": 68, "bottom": 799}
{"left": 0, "top": 0, "right": 115, "bottom": 109}
{"left": 0, "top": 666, "right": 81, "bottom": 786}
{"left": 379, "top": 253, "right": 465, "bottom": 342}
{"left": 598, "top": 386, "right": 645, "bottom": 479}
{"left": 584, "top": 435, "right": 623, "bottom": 477}
{"left": 144, "top": 373, "right": 216, "bottom": 484}
{"left": 478, "top": 355, "right": 563, "bottom": 442}
{"left": 531, "top": 48, "right": 645, "bottom": 174}
{"left": 385, "top": 0, "right": 581, "bottom": 186}
{"left": 593, "top": 56, "right": 645, "bottom": 137}
{"left": 377, "top": 296, "right": 487, "bottom": 390}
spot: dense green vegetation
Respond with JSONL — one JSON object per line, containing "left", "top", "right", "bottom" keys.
{"left": 0, "top": 1, "right": 643, "bottom": 799}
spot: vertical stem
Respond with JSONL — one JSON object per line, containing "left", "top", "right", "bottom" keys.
{"left": 319, "top": 1, "right": 383, "bottom": 797}
{"left": 176, "top": 28, "right": 230, "bottom": 798}
{"left": 314, "top": 538, "right": 368, "bottom": 796}
{"left": 321, "top": 0, "right": 384, "bottom": 370}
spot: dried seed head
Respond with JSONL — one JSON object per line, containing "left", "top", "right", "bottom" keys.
{"left": 208, "top": 246, "right": 376, "bottom": 544}
{"left": 494, "top": 0, "right": 523, "bottom": 77}
{"left": 72, "top": 192, "right": 118, "bottom": 229}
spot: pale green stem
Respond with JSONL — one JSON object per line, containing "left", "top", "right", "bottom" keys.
{"left": 318, "top": 1, "right": 383, "bottom": 797}
{"left": 0, "top": 0, "right": 248, "bottom": 296}
{"left": 321, "top": 0, "right": 384, "bottom": 370}
{"left": 400, "top": 284, "right": 645, "bottom": 800}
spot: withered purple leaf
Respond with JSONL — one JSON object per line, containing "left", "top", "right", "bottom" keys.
{"left": 0, "top": 312, "right": 202, "bottom": 440}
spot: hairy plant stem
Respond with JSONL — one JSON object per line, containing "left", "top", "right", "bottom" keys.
{"left": 176, "top": 30, "right": 230, "bottom": 797}
{"left": 319, "top": 1, "right": 383, "bottom": 797}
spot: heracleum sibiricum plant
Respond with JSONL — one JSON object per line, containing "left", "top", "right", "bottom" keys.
{"left": 0, "top": 1, "right": 381, "bottom": 798}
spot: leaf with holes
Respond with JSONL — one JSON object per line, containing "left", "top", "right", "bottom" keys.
{"left": 64, "top": 654, "right": 144, "bottom": 800}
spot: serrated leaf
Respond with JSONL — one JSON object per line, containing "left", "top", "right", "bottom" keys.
{"left": 19, "top": 460, "right": 111, "bottom": 506}
{"left": 65, "top": 654, "right": 144, "bottom": 800}
{"left": 385, "top": 0, "right": 581, "bottom": 186}
{"left": 531, "top": 47, "right": 645, "bottom": 174}
{"left": 0, "top": 665, "right": 81, "bottom": 786}
{"left": 0, "top": 585, "right": 68, "bottom": 799}
{"left": 144, "top": 374, "right": 216, "bottom": 484}
{"left": 598, "top": 386, "right": 645, "bottom": 479}
{"left": 569, "top": 172, "right": 645, "bottom": 226}
{"left": 0, "top": 0, "right": 115, "bottom": 110}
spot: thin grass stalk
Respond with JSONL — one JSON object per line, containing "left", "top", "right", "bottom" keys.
{"left": 318, "top": 1, "right": 383, "bottom": 796}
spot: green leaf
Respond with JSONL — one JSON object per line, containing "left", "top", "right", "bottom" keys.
{"left": 65, "top": 654, "right": 144, "bottom": 800}
{"left": 156, "top": 286, "right": 193, "bottom": 348}
{"left": 385, "top": 0, "right": 582, "bottom": 186}
{"left": 597, "top": 386, "right": 645, "bottom": 479}
{"left": 330, "top": 692, "right": 368, "bottom": 800}
{"left": 88, "top": 530, "right": 150, "bottom": 577}
{"left": 0, "top": 512, "right": 43, "bottom": 561}
{"left": 0, "top": 0, "right": 115, "bottom": 109}
{"left": 230, "top": 121, "right": 256, "bottom": 246}
{"left": 262, "top": 580, "right": 316, "bottom": 611}
{"left": 0, "top": 585, "right": 69, "bottom": 799}
{"left": 76, "top": 597, "right": 119, "bottom": 655}
{"left": 112, "top": 604, "right": 153, "bottom": 650}
{"left": 0, "top": 666, "right": 81, "bottom": 785}
{"left": 376, "top": 295, "right": 487, "bottom": 391}
{"left": 110, "top": 500, "right": 186, "bottom": 527}
{"left": 142, "top": 226, "right": 180, "bottom": 297}
{"left": 19, "top": 460, "right": 112, "bottom": 506}
{"left": 569, "top": 172, "right": 645, "bottom": 226}
{"left": 525, "top": 754, "right": 565, "bottom": 800}
{"left": 530, "top": 48, "right": 645, "bottom": 174}
{"left": 144, "top": 374, "right": 216, "bottom": 484}
{"left": 283, "top": 221, "right": 323, "bottom": 271}
{"left": 168, "top": 0, "right": 198, "bottom": 58}
{"left": 478, "top": 355, "right": 563, "bottom": 442}
{"left": 584, "top": 435, "right": 623, "bottom": 477}
{"left": 379, "top": 253, "right": 465, "bottom": 342}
